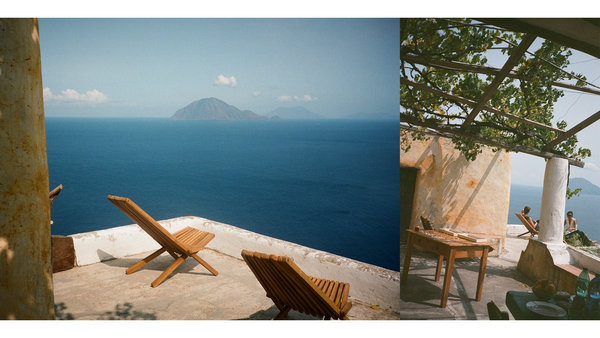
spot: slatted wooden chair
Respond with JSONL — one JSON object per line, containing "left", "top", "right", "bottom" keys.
{"left": 241, "top": 249, "right": 352, "bottom": 320}
{"left": 107, "top": 195, "right": 218, "bottom": 287}
{"left": 487, "top": 301, "right": 509, "bottom": 320}
{"left": 420, "top": 216, "right": 434, "bottom": 230}
{"left": 49, "top": 184, "right": 63, "bottom": 225}
{"left": 515, "top": 213, "right": 538, "bottom": 240}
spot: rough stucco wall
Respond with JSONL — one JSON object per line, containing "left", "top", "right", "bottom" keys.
{"left": 400, "top": 133, "right": 512, "bottom": 245}
{"left": 0, "top": 19, "right": 54, "bottom": 319}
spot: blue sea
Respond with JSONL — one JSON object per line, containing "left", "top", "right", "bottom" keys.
{"left": 508, "top": 184, "right": 600, "bottom": 241}
{"left": 45, "top": 118, "right": 400, "bottom": 271}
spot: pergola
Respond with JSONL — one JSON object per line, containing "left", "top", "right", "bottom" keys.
{"left": 400, "top": 18, "right": 600, "bottom": 263}
{"left": 401, "top": 18, "right": 600, "bottom": 168}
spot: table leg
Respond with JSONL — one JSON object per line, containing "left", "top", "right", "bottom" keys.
{"left": 440, "top": 249, "right": 456, "bottom": 308}
{"left": 475, "top": 247, "right": 489, "bottom": 301}
{"left": 435, "top": 255, "right": 444, "bottom": 282}
{"left": 401, "top": 232, "right": 414, "bottom": 285}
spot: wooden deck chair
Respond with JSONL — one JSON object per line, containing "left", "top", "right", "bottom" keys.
{"left": 107, "top": 195, "right": 218, "bottom": 287}
{"left": 515, "top": 213, "right": 538, "bottom": 240}
{"left": 49, "top": 184, "right": 63, "bottom": 225}
{"left": 241, "top": 250, "right": 352, "bottom": 320}
{"left": 487, "top": 301, "right": 509, "bottom": 320}
{"left": 420, "top": 216, "right": 434, "bottom": 230}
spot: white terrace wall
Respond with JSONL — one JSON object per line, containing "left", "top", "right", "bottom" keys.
{"left": 70, "top": 216, "right": 400, "bottom": 312}
{"left": 400, "top": 131, "right": 512, "bottom": 249}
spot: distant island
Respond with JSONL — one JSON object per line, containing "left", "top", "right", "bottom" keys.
{"left": 172, "top": 98, "right": 398, "bottom": 121}
{"left": 340, "top": 112, "right": 398, "bottom": 120}
{"left": 569, "top": 177, "right": 600, "bottom": 196}
{"left": 264, "top": 106, "right": 325, "bottom": 120}
{"left": 171, "top": 98, "right": 268, "bottom": 120}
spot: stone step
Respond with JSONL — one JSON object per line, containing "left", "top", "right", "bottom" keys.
{"left": 555, "top": 264, "right": 596, "bottom": 294}
{"left": 556, "top": 264, "right": 596, "bottom": 280}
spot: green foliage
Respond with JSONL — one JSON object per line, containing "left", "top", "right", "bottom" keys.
{"left": 566, "top": 186, "right": 582, "bottom": 200}
{"left": 565, "top": 232, "right": 582, "bottom": 246}
{"left": 400, "top": 18, "right": 591, "bottom": 162}
{"left": 565, "top": 231, "right": 595, "bottom": 247}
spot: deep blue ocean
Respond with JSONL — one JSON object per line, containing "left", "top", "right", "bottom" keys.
{"left": 508, "top": 184, "right": 600, "bottom": 241}
{"left": 45, "top": 118, "right": 400, "bottom": 271}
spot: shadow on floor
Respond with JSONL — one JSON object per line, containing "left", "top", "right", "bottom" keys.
{"left": 236, "top": 305, "right": 322, "bottom": 320}
{"left": 54, "top": 302, "right": 157, "bottom": 320}
{"left": 98, "top": 253, "right": 215, "bottom": 285}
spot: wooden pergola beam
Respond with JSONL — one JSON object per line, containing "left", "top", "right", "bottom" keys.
{"left": 402, "top": 53, "right": 600, "bottom": 97}
{"left": 461, "top": 34, "right": 537, "bottom": 130}
{"left": 401, "top": 78, "right": 565, "bottom": 134}
{"left": 542, "top": 109, "right": 600, "bottom": 150}
{"left": 400, "top": 113, "right": 585, "bottom": 168}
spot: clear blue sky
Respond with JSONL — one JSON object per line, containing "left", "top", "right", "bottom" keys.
{"left": 37, "top": 18, "right": 400, "bottom": 119}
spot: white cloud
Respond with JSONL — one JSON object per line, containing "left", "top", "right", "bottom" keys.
{"left": 585, "top": 162, "right": 600, "bottom": 171}
{"left": 43, "top": 88, "right": 108, "bottom": 103}
{"left": 214, "top": 75, "right": 237, "bottom": 87}
{"left": 252, "top": 91, "right": 261, "bottom": 97}
{"left": 277, "top": 94, "right": 317, "bottom": 102}
{"left": 294, "top": 95, "right": 317, "bottom": 102}
{"left": 277, "top": 95, "right": 293, "bottom": 102}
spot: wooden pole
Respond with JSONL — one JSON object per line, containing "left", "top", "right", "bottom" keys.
{"left": 402, "top": 53, "right": 600, "bottom": 97}
{"left": 400, "top": 114, "right": 585, "bottom": 168}
{"left": 462, "top": 34, "right": 537, "bottom": 130}
{"left": 542, "top": 109, "right": 600, "bottom": 151}
{"left": 401, "top": 78, "right": 566, "bottom": 134}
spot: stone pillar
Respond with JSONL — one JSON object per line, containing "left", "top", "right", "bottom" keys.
{"left": 538, "top": 157, "right": 568, "bottom": 245}
{"left": 0, "top": 19, "right": 54, "bottom": 319}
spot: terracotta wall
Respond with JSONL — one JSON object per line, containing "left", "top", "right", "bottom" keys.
{"left": 400, "top": 131, "right": 512, "bottom": 246}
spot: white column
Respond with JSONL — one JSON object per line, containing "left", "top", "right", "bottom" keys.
{"left": 538, "top": 157, "right": 568, "bottom": 245}
{"left": 0, "top": 19, "right": 54, "bottom": 319}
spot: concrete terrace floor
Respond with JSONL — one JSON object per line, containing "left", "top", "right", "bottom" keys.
{"left": 52, "top": 247, "right": 400, "bottom": 320}
{"left": 400, "top": 229, "right": 535, "bottom": 320}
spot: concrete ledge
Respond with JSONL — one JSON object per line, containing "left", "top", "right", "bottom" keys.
{"left": 556, "top": 264, "right": 596, "bottom": 294}
{"left": 507, "top": 224, "right": 529, "bottom": 236}
{"left": 69, "top": 216, "right": 400, "bottom": 312}
{"left": 517, "top": 238, "right": 600, "bottom": 294}
{"left": 568, "top": 245, "right": 600, "bottom": 275}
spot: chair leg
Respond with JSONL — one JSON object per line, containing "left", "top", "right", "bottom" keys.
{"left": 151, "top": 255, "right": 186, "bottom": 288}
{"left": 166, "top": 249, "right": 179, "bottom": 260}
{"left": 126, "top": 247, "right": 167, "bottom": 275}
{"left": 191, "top": 253, "right": 219, "bottom": 276}
{"left": 340, "top": 300, "right": 352, "bottom": 319}
{"left": 517, "top": 231, "right": 530, "bottom": 237}
{"left": 274, "top": 305, "right": 292, "bottom": 320}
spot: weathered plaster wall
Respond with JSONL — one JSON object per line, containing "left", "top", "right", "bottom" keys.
{"left": 0, "top": 19, "right": 54, "bottom": 319}
{"left": 400, "top": 132, "right": 512, "bottom": 248}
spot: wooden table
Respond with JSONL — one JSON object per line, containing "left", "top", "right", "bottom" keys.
{"left": 401, "top": 229, "right": 492, "bottom": 308}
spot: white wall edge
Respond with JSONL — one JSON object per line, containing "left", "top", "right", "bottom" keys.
{"left": 69, "top": 216, "right": 400, "bottom": 312}
{"left": 506, "top": 223, "right": 528, "bottom": 236}
{"left": 568, "top": 246, "right": 600, "bottom": 275}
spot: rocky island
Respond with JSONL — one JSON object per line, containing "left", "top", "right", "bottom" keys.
{"left": 569, "top": 177, "right": 600, "bottom": 196}
{"left": 171, "top": 97, "right": 268, "bottom": 120}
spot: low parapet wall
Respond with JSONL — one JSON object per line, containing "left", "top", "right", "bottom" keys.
{"left": 69, "top": 216, "right": 400, "bottom": 312}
